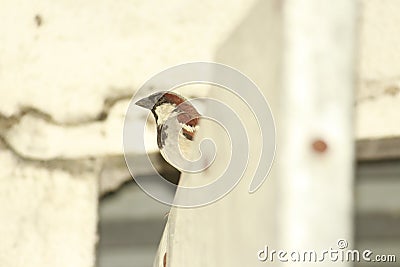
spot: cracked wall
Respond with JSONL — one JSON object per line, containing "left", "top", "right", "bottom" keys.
{"left": 0, "top": 1, "right": 258, "bottom": 266}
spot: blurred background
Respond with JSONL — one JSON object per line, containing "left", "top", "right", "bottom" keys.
{"left": 0, "top": 0, "right": 399, "bottom": 267}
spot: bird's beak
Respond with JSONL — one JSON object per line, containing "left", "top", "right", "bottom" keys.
{"left": 135, "top": 96, "right": 154, "bottom": 110}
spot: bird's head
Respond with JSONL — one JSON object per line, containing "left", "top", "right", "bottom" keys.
{"left": 135, "top": 91, "right": 201, "bottom": 149}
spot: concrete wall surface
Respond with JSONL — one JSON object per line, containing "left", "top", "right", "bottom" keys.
{"left": 356, "top": 0, "right": 400, "bottom": 139}
{"left": 0, "top": 146, "right": 98, "bottom": 267}
{"left": 0, "top": 1, "right": 256, "bottom": 266}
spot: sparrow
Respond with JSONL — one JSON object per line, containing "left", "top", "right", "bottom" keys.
{"left": 135, "top": 91, "right": 201, "bottom": 163}
{"left": 136, "top": 92, "right": 202, "bottom": 267}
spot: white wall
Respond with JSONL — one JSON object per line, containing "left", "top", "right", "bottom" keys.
{"left": 0, "top": 1, "right": 257, "bottom": 266}
{"left": 356, "top": 0, "right": 400, "bottom": 139}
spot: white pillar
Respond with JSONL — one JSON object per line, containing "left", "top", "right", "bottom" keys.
{"left": 278, "top": 0, "right": 356, "bottom": 266}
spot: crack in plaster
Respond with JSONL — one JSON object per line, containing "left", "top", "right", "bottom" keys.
{"left": 0, "top": 135, "right": 101, "bottom": 175}
{"left": 0, "top": 93, "right": 134, "bottom": 174}
{"left": 0, "top": 93, "right": 133, "bottom": 130}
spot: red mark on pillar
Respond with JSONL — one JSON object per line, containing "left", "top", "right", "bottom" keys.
{"left": 312, "top": 139, "right": 328, "bottom": 153}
